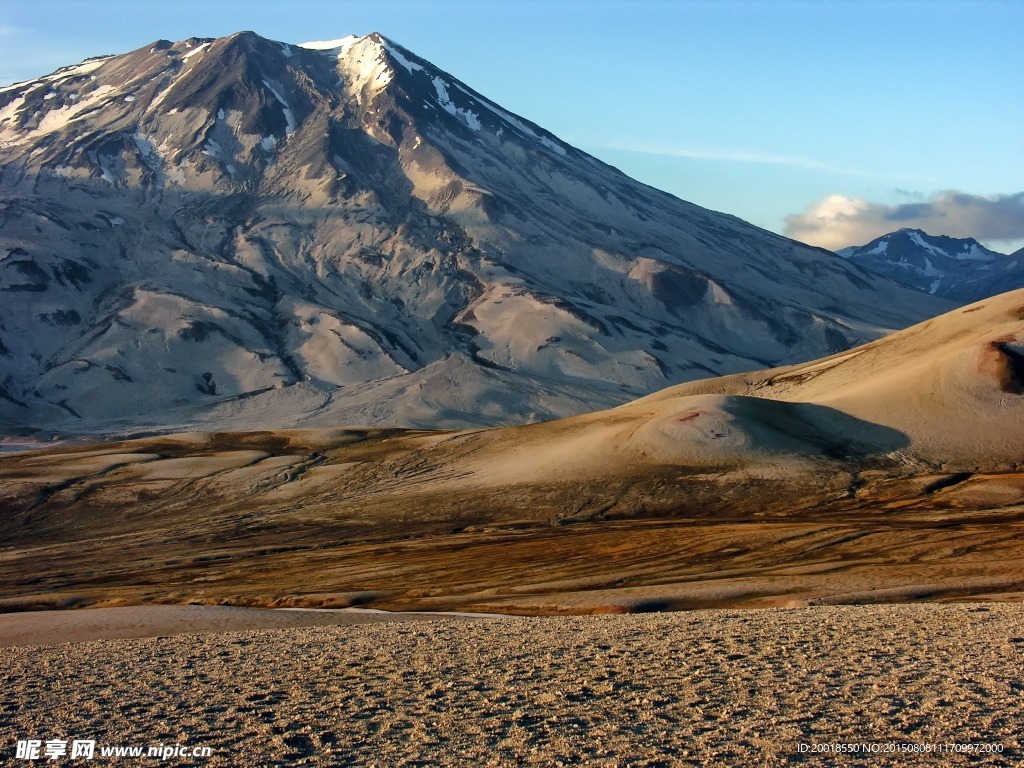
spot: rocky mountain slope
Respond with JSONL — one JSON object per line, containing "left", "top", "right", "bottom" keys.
{"left": 837, "top": 228, "right": 1024, "bottom": 302}
{"left": 0, "top": 32, "right": 950, "bottom": 436}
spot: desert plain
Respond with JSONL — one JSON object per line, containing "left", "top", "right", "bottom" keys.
{"left": 0, "top": 603, "right": 1021, "bottom": 766}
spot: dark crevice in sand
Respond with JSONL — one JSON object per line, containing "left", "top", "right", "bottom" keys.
{"left": 993, "top": 341, "right": 1024, "bottom": 393}
{"left": 922, "top": 472, "right": 974, "bottom": 493}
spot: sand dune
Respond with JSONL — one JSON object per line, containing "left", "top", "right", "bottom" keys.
{"left": 0, "top": 290, "right": 1021, "bottom": 613}
{"left": 631, "top": 288, "right": 1024, "bottom": 466}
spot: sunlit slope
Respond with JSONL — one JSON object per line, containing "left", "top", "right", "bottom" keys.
{"left": 629, "top": 287, "right": 1024, "bottom": 467}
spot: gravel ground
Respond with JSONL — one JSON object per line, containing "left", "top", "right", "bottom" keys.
{"left": 2, "top": 603, "right": 1022, "bottom": 766}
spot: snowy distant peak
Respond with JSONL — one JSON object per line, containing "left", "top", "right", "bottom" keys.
{"left": 837, "top": 228, "right": 1021, "bottom": 302}
{"left": 893, "top": 228, "right": 994, "bottom": 261}
{"left": 839, "top": 228, "right": 1003, "bottom": 264}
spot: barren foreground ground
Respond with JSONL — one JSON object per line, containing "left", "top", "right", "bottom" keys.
{"left": 2, "top": 603, "right": 1022, "bottom": 766}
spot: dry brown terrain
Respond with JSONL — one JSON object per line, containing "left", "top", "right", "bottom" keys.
{"left": 1, "top": 604, "right": 1021, "bottom": 766}
{"left": 0, "top": 290, "right": 1021, "bottom": 613}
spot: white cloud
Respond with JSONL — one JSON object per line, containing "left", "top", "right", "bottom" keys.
{"left": 784, "top": 190, "right": 1024, "bottom": 251}
{"left": 0, "top": 25, "right": 27, "bottom": 37}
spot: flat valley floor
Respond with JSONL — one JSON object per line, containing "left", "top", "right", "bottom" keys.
{"left": 2, "top": 603, "right": 1022, "bottom": 766}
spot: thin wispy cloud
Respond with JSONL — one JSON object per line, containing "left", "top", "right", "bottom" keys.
{"left": 784, "top": 190, "right": 1024, "bottom": 251}
{"left": 0, "top": 25, "right": 29, "bottom": 37}
{"left": 590, "top": 140, "right": 937, "bottom": 182}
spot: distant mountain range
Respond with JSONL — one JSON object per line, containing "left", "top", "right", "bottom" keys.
{"left": 0, "top": 32, "right": 949, "bottom": 436}
{"left": 837, "top": 228, "right": 1024, "bottom": 303}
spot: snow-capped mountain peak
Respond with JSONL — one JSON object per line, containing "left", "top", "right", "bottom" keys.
{"left": 0, "top": 31, "right": 950, "bottom": 436}
{"left": 837, "top": 229, "right": 1022, "bottom": 301}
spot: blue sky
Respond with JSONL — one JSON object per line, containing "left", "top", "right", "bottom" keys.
{"left": 1, "top": 0, "right": 1022, "bottom": 252}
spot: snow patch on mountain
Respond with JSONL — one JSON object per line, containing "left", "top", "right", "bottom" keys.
{"left": 432, "top": 77, "right": 482, "bottom": 131}
{"left": 261, "top": 79, "right": 297, "bottom": 135}
{"left": 0, "top": 58, "right": 109, "bottom": 96}
{"left": 382, "top": 42, "right": 424, "bottom": 74}
{"left": 298, "top": 36, "right": 360, "bottom": 52}
{"left": 181, "top": 42, "right": 210, "bottom": 61}
{"left": 0, "top": 96, "right": 25, "bottom": 131}
{"left": 31, "top": 84, "right": 117, "bottom": 136}
{"left": 306, "top": 35, "right": 394, "bottom": 102}
{"left": 451, "top": 82, "right": 566, "bottom": 156}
